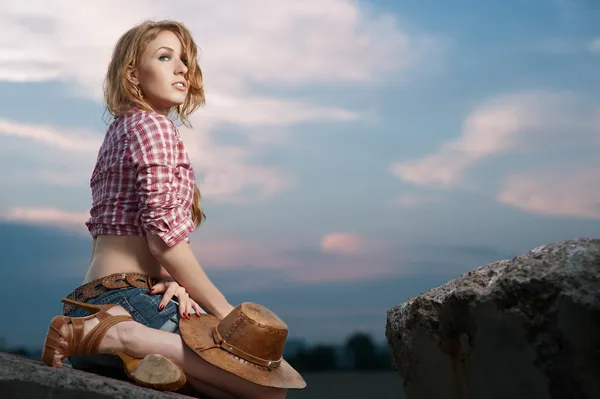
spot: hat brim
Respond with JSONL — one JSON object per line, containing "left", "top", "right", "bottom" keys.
{"left": 179, "top": 315, "right": 306, "bottom": 389}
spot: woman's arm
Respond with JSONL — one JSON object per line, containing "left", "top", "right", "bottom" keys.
{"left": 158, "top": 265, "right": 174, "bottom": 281}
{"left": 148, "top": 234, "right": 233, "bottom": 319}
{"left": 128, "top": 113, "right": 233, "bottom": 319}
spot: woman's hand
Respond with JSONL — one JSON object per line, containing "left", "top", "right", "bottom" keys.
{"left": 150, "top": 280, "right": 203, "bottom": 319}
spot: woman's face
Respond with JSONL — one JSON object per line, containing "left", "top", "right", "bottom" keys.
{"left": 132, "top": 30, "right": 189, "bottom": 114}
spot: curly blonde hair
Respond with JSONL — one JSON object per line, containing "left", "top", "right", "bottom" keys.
{"left": 104, "top": 19, "right": 205, "bottom": 127}
{"left": 104, "top": 20, "right": 206, "bottom": 227}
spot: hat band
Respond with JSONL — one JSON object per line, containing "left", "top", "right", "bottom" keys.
{"left": 211, "top": 327, "right": 282, "bottom": 371}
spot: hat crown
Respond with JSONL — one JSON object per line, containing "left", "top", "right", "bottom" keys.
{"left": 179, "top": 301, "right": 306, "bottom": 389}
{"left": 216, "top": 303, "right": 288, "bottom": 363}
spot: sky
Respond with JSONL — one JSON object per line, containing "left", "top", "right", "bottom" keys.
{"left": 0, "top": 0, "right": 599, "bottom": 349}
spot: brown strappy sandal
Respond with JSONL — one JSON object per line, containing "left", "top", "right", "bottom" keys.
{"left": 42, "top": 297, "right": 187, "bottom": 392}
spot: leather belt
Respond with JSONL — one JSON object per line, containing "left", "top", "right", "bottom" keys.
{"left": 62, "top": 272, "right": 160, "bottom": 316}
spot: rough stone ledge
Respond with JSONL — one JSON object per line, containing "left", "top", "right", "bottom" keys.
{"left": 0, "top": 352, "right": 193, "bottom": 399}
{"left": 385, "top": 237, "right": 600, "bottom": 399}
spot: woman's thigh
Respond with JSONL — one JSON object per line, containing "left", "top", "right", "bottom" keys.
{"left": 67, "top": 287, "right": 181, "bottom": 371}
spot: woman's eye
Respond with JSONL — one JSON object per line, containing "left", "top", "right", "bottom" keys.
{"left": 159, "top": 55, "right": 170, "bottom": 61}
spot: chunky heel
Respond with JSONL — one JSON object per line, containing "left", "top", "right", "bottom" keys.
{"left": 42, "top": 316, "right": 70, "bottom": 368}
{"left": 115, "top": 351, "right": 187, "bottom": 391}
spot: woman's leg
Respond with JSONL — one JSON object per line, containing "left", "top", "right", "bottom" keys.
{"left": 119, "top": 318, "right": 287, "bottom": 399}
{"left": 54, "top": 305, "right": 287, "bottom": 399}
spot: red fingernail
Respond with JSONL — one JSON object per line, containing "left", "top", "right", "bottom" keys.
{"left": 159, "top": 305, "right": 164, "bottom": 311}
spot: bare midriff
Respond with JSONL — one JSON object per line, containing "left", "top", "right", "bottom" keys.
{"left": 82, "top": 235, "right": 162, "bottom": 284}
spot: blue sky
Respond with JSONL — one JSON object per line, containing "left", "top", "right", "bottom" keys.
{"left": 0, "top": 0, "right": 599, "bottom": 348}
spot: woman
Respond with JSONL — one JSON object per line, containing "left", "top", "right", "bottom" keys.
{"left": 41, "top": 20, "right": 300, "bottom": 399}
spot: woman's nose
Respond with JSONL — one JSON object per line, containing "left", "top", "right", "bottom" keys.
{"left": 175, "top": 60, "right": 188, "bottom": 75}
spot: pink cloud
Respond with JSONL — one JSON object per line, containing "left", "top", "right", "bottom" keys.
{"left": 192, "top": 232, "right": 407, "bottom": 284}
{"left": 498, "top": 162, "right": 600, "bottom": 220}
{"left": 1, "top": 207, "right": 89, "bottom": 233}
{"left": 391, "top": 92, "right": 564, "bottom": 187}
{"left": 1, "top": 208, "right": 407, "bottom": 284}
{"left": 320, "top": 232, "right": 362, "bottom": 255}
{"left": 190, "top": 235, "right": 285, "bottom": 270}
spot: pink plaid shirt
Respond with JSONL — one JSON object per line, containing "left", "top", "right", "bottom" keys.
{"left": 85, "top": 109, "right": 196, "bottom": 247}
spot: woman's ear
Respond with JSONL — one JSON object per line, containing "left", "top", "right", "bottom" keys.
{"left": 127, "top": 67, "right": 139, "bottom": 86}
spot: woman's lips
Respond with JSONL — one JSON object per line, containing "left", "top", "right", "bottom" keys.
{"left": 172, "top": 82, "right": 186, "bottom": 91}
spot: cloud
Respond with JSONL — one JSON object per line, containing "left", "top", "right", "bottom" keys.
{"left": 189, "top": 229, "right": 419, "bottom": 285}
{"left": 391, "top": 91, "right": 597, "bottom": 188}
{"left": 0, "top": 118, "right": 99, "bottom": 187}
{"left": 0, "top": 0, "right": 435, "bottom": 203}
{"left": 194, "top": 232, "right": 400, "bottom": 284}
{"left": 195, "top": 94, "right": 358, "bottom": 128}
{"left": 0, "top": 114, "right": 294, "bottom": 201}
{"left": 0, "top": 208, "right": 400, "bottom": 282}
{"left": 0, "top": 119, "right": 100, "bottom": 151}
{"left": 389, "top": 90, "right": 600, "bottom": 220}
{"left": 320, "top": 232, "right": 362, "bottom": 255}
{"left": 0, "top": 208, "right": 516, "bottom": 289}
{"left": 0, "top": 1, "right": 434, "bottom": 94}
{"left": 391, "top": 92, "right": 573, "bottom": 187}
{"left": 0, "top": 214, "right": 406, "bottom": 285}
{"left": 174, "top": 122, "right": 295, "bottom": 201}
{"left": 0, "top": 207, "right": 89, "bottom": 233}
{"left": 498, "top": 162, "right": 600, "bottom": 219}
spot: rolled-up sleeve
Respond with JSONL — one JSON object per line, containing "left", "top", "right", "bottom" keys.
{"left": 127, "top": 113, "right": 195, "bottom": 247}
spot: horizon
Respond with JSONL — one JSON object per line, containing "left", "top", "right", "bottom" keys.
{"left": 1, "top": 0, "right": 599, "bottom": 350}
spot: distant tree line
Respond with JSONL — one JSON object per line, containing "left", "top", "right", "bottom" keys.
{"left": 1, "top": 332, "right": 394, "bottom": 372}
{"left": 285, "top": 332, "right": 394, "bottom": 372}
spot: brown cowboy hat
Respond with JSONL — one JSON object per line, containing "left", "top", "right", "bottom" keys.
{"left": 179, "top": 302, "right": 306, "bottom": 389}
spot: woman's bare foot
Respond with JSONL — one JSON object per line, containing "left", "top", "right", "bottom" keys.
{"left": 50, "top": 305, "right": 133, "bottom": 368}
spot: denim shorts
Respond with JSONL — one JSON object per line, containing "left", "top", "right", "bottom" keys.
{"left": 66, "top": 286, "right": 182, "bottom": 374}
